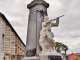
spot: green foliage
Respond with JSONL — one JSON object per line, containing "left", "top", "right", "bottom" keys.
{"left": 55, "top": 42, "right": 62, "bottom": 53}
{"left": 55, "top": 42, "right": 68, "bottom": 55}
{"left": 75, "top": 58, "right": 78, "bottom": 60}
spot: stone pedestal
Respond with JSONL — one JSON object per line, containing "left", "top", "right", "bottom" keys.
{"left": 26, "top": 0, "right": 49, "bottom": 56}
{"left": 22, "top": 56, "right": 39, "bottom": 60}
{"left": 39, "top": 55, "right": 62, "bottom": 60}
{"left": 39, "top": 54, "right": 62, "bottom": 60}
{"left": 39, "top": 52, "right": 61, "bottom": 60}
{"left": 22, "top": 0, "right": 49, "bottom": 59}
{"left": 39, "top": 55, "right": 48, "bottom": 60}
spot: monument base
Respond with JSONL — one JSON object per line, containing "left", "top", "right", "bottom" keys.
{"left": 39, "top": 52, "right": 61, "bottom": 60}
{"left": 39, "top": 55, "right": 62, "bottom": 60}
{"left": 48, "top": 55, "right": 62, "bottom": 60}
{"left": 22, "top": 56, "right": 39, "bottom": 60}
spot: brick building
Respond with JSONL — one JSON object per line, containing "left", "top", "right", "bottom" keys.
{"left": 0, "top": 12, "right": 26, "bottom": 60}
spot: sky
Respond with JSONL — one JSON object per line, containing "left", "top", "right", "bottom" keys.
{"left": 0, "top": 0, "right": 80, "bottom": 54}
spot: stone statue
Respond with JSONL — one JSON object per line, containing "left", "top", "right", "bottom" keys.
{"left": 39, "top": 16, "right": 60, "bottom": 54}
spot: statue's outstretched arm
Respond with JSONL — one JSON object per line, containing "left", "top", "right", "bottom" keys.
{"left": 51, "top": 18, "right": 59, "bottom": 27}
{"left": 50, "top": 15, "right": 64, "bottom": 26}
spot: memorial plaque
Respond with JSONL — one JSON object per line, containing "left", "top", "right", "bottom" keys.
{"left": 48, "top": 56, "right": 62, "bottom": 60}
{"left": 25, "top": 0, "right": 49, "bottom": 58}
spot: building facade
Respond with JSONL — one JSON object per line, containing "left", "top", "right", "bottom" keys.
{"left": 0, "top": 12, "right": 26, "bottom": 60}
{"left": 63, "top": 53, "right": 80, "bottom": 60}
{"left": 69, "top": 53, "right": 80, "bottom": 60}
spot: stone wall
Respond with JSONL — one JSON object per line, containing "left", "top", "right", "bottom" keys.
{"left": 0, "top": 12, "right": 26, "bottom": 60}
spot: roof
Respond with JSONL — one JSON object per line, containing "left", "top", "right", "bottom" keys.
{"left": 69, "top": 53, "right": 79, "bottom": 59}
{"left": 0, "top": 12, "right": 26, "bottom": 47}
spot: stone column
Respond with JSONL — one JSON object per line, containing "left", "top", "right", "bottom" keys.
{"left": 26, "top": 0, "right": 49, "bottom": 56}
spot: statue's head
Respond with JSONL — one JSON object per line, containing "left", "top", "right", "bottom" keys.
{"left": 44, "top": 16, "right": 49, "bottom": 22}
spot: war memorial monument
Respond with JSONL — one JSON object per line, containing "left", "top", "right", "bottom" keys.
{"left": 22, "top": 0, "right": 64, "bottom": 60}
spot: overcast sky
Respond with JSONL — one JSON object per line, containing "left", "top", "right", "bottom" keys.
{"left": 0, "top": 0, "right": 80, "bottom": 54}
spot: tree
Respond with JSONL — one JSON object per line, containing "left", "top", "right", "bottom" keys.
{"left": 55, "top": 42, "right": 68, "bottom": 55}
{"left": 55, "top": 42, "right": 62, "bottom": 53}
{"left": 61, "top": 44, "right": 68, "bottom": 55}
